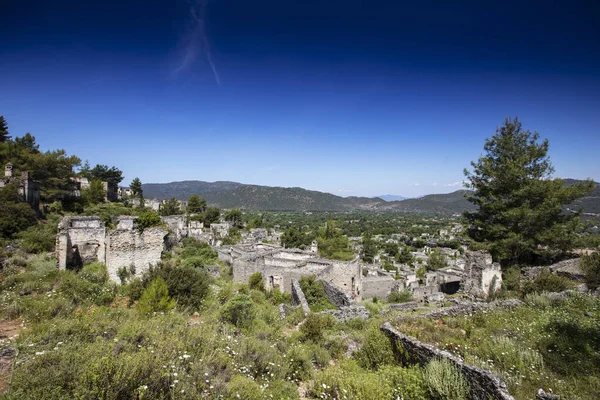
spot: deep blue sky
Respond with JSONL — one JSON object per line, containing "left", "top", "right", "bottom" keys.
{"left": 1, "top": 0, "right": 599, "bottom": 197}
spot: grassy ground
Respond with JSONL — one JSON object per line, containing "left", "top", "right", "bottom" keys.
{"left": 393, "top": 292, "right": 600, "bottom": 399}
{"left": 0, "top": 247, "right": 450, "bottom": 400}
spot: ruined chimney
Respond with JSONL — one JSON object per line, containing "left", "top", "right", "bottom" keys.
{"left": 5, "top": 163, "right": 14, "bottom": 178}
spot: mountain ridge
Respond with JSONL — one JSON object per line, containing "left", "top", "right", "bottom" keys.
{"left": 142, "top": 179, "right": 599, "bottom": 215}
{"left": 142, "top": 180, "right": 472, "bottom": 214}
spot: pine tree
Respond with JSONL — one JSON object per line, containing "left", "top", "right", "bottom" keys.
{"left": 187, "top": 194, "right": 206, "bottom": 214}
{"left": 0, "top": 116, "right": 11, "bottom": 142}
{"left": 130, "top": 177, "right": 143, "bottom": 197}
{"left": 464, "top": 117, "right": 593, "bottom": 266}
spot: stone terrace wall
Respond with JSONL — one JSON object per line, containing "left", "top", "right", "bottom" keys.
{"left": 381, "top": 322, "right": 514, "bottom": 400}
{"left": 291, "top": 279, "right": 310, "bottom": 315}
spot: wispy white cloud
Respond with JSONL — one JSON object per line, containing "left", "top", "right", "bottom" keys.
{"left": 173, "top": 0, "right": 221, "bottom": 85}
{"left": 443, "top": 181, "right": 464, "bottom": 187}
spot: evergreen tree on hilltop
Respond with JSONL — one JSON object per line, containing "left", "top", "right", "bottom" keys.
{"left": 464, "top": 117, "right": 593, "bottom": 267}
{"left": 0, "top": 116, "right": 11, "bottom": 142}
{"left": 130, "top": 177, "right": 143, "bottom": 198}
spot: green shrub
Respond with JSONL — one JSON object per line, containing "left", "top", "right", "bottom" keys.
{"left": 136, "top": 277, "right": 176, "bottom": 315}
{"left": 264, "top": 379, "right": 299, "bottom": 399}
{"left": 248, "top": 272, "right": 264, "bottom": 291}
{"left": 266, "top": 288, "right": 292, "bottom": 305}
{"left": 427, "top": 249, "right": 448, "bottom": 271}
{"left": 17, "top": 216, "right": 59, "bottom": 253}
{"left": 581, "top": 253, "right": 600, "bottom": 292}
{"left": 226, "top": 375, "right": 262, "bottom": 400}
{"left": 179, "top": 237, "right": 218, "bottom": 261}
{"left": 311, "top": 359, "right": 428, "bottom": 400}
{"left": 299, "top": 313, "right": 335, "bottom": 343}
{"left": 478, "top": 335, "right": 544, "bottom": 378}
{"left": 362, "top": 298, "right": 383, "bottom": 316}
{"left": 116, "top": 265, "right": 132, "bottom": 284}
{"left": 424, "top": 358, "right": 469, "bottom": 400}
{"left": 216, "top": 280, "right": 234, "bottom": 304}
{"left": 308, "top": 343, "right": 331, "bottom": 368}
{"left": 354, "top": 326, "right": 396, "bottom": 370}
{"left": 0, "top": 193, "right": 37, "bottom": 238}
{"left": 387, "top": 289, "right": 413, "bottom": 303}
{"left": 299, "top": 275, "right": 336, "bottom": 312}
{"left": 501, "top": 266, "right": 522, "bottom": 292}
{"left": 79, "top": 262, "right": 109, "bottom": 284}
{"left": 136, "top": 210, "right": 162, "bottom": 232}
{"left": 524, "top": 292, "right": 552, "bottom": 309}
{"left": 522, "top": 268, "right": 574, "bottom": 295}
{"left": 129, "top": 264, "right": 212, "bottom": 310}
{"left": 58, "top": 272, "right": 115, "bottom": 306}
{"left": 220, "top": 294, "right": 255, "bottom": 328}
{"left": 6, "top": 254, "right": 28, "bottom": 270}
{"left": 285, "top": 345, "right": 313, "bottom": 381}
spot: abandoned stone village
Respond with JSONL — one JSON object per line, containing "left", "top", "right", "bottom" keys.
{"left": 5, "top": 161, "right": 583, "bottom": 399}
{"left": 2, "top": 158, "right": 591, "bottom": 399}
{"left": 54, "top": 211, "right": 539, "bottom": 399}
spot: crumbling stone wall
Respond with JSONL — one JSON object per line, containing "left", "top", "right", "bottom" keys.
{"left": 291, "top": 279, "right": 310, "bottom": 315}
{"left": 321, "top": 280, "right": 353, "bottom": 307}
{"left": 362, "top": 275, "right": 397, "bottom": 299}
{"left": 106, "top": 218, "right": 167, "bottom": 282}
{"left": 56, "top": 216, "right": 167, "bottom": 283}
{"left": 56, "top": 216, "right": 106, "bottom": 269}
{"left": 463, "top": 251, "right": 502, "bottom": 298}
{"left": 381, "top": 322, "right": 514, "bottom": 400}
{"left": 228, "top": 247, "right": 363, "bottom": 300}
{"left": 411, "top": 285, "right": 440, "bottom": 301}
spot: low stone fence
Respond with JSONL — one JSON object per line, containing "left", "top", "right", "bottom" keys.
{"left": 323, "top": 305, "right": 370, "bottom": 322}
{"left": 381, "top": 322, "right": 514, "bottom": 400}
{"left": 395, "top": 299, "right": 522, "bottom": 321}
{"left": 291, "top": 280, "right": 310, "bottom": 315}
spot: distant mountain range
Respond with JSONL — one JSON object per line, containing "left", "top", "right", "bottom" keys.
{"left": 142, "top": 180, "right": 473, "bottom": 214}
{"left": 142, "top": 179, "right": 599, "bottom": 215}
{"left": 377, "top": 195, "right": 408, "bottom": 202}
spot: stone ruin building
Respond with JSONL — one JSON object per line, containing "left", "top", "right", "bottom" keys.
{"left": 360, "top": 249, "right": 502, "bottom": 302}
{"left": 56, "top": 216, "right": 168, "bottom": 282}
{"left": 55, "top": 214, "right": 236, "bottom": 282}
{"left": 218, "top": 243, "right": 363, "bottom": 300}
{"left": 0, "top": 163, "right": 41, "bottom": 213}
{"left": 70, "top": 177, "right": 119, "bottom": 202}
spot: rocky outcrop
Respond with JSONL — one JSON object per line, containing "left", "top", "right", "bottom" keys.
{"left": 381, "top": 322, "right": 514, "bottom": 400}
{"left": 525, "top": 258, "right": 584, "bottom": 282}
{"left": 536, "top": 389, "right": 560, "bottom": 400}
